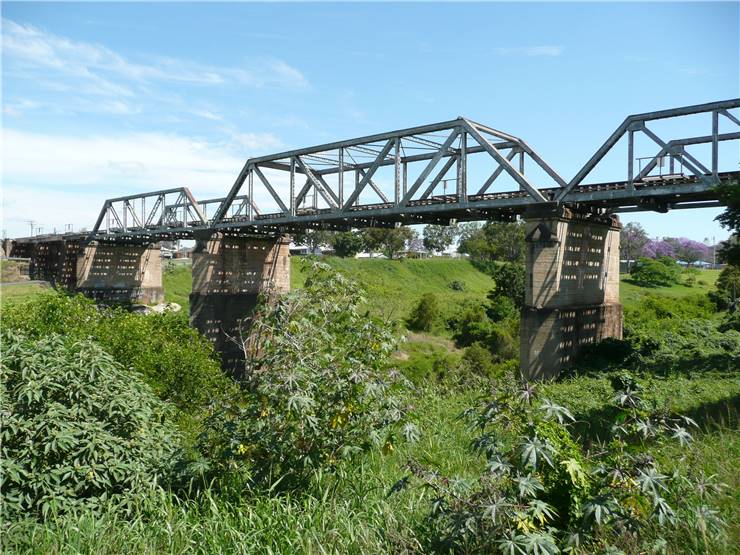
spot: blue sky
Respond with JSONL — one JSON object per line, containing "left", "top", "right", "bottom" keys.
{"left": 2, "top": 2, "right": 738, "bottom": 240}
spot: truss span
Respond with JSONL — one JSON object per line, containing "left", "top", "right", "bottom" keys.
{"left": 85, "top": 98, "right": 739, "bottom": 241}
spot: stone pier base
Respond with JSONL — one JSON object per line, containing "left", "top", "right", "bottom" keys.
{"left": 189, "top": 233, "right": 291, "bottom": 372}
{"left": 520, "top": 208, "right": 622, "bottom": 380}
{"left": 76, "top": 242, "right": 164, "bottom": 305}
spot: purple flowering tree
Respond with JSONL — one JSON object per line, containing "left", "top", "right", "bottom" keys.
{"left": 671, "top": 238, "right": 710, "bottom": 266}
{"left": 643, "top": 240, "right": 676, "bottom": 259}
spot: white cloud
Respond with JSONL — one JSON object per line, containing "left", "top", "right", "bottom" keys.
{"left": 1, "top": 128, "right": 290, "bottom": 235}
{"left": 2, "top": 18, "right": 309, "bottom": 98}
{"left": 495, "top": 45, "right": 564, "bottom": 57}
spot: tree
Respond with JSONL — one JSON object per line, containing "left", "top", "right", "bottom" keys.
{"left": 643, "top": 239, "right": 676, "bottom": 259}
{"left": 716, "top": 180, "right": 740, "bottom": 265}
{"left": 629, "top": 257, "right": 681, "bottom": 287}
{"left": 621, "top": 222, "right": 649, "bottom": 267}
{"left": 331, "top": 231, "right": 364, "bottom": 258}
{"left": 422, "top": 224, "right": 459, "bottom": 253}
{"left": 408, "top": 293, "right": 440, "bottom": 332}
{"left": 665, "top": 237, "right": 709, "bottom": 266}
{"left": 292, "top": 229, "right": 334, "bottom": 253}
{"left": 361, "top": 227, "right": 416, "bottom": 259}
{"left": 458, "top": 221, "right": 525, "bottom": 263}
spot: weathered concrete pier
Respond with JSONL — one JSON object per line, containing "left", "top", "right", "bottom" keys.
{"left": 189, "top": 233, "right": 291, "bottom": 371}
{"left": 5, "top": 237, "right": 163, "bottom": 305}
{"left": 520, "top": 208, "right": 622, "bottom": 380}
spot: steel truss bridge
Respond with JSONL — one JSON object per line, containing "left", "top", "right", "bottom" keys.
{"left": 74, "top": 98, "right": 739, "bottom": 242}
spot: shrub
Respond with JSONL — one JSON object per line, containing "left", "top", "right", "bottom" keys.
{"left": 460, "top": 342, "right": 496, "bottom": 380}
{"left": 2, "top": 291, "right": 233, "bottom": 419}
{"left": 198, "top": 261, "right": 416, "bottom": 488}
{"left": 629, "top": 257, "right": 681, "bottom": 287}
{"left": 1, "top": 332, "right": 180, "bottom": 521}
{"left": 449, "top": 303, "right": 493, "bottom": 347}
{"left": 486, "top": 262, "right": 526, "bottom": 308}
{"left": 448, "top": 280, "right": 465, "bottom": 291}
{"left": 709, "top": 264, "right": 740, "bottom": 310}
{"left": 682, "top": 267, "right": 700, "bottom": 286}
{"left": 392, "top": 377, "right": 728, "bottom": 554}
{"left": 408, "top": 293, "right": 440, "bottom": 332}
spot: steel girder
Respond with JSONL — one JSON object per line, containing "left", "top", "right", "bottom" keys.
{"left": 83, "top": 99, "right": 740, "bottom": 241}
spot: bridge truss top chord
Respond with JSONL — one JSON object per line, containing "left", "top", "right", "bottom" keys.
{"left": 82, "top": 98, "right": 739, "bottom": 242}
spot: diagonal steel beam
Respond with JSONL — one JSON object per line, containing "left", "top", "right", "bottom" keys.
{"left": 343, "top": 140, "right": 395, "bottom": 209}
{"left": 463, "top": 120, "right": 547, "bottom": 202}
{"left": 477, "top": 149, "right": 518, "bottom": 195}
{"left": 253, "top": 165, "right": 290, "bottom": 214}
{"left": 399, "top": 129, "right": 460, "bottom": 206}
{"left": 294, "top": 156, "right": 339, "bottom": 207}
{"left": 419, "top": 156, "right": 457, "bottom": 200}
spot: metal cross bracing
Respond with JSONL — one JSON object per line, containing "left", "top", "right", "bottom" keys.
{"left": 85, "top": 98, "right": 739, "bottom": 242}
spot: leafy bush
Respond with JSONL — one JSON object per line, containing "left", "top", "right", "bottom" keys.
{"left": 198, "top": 261, "right": 416, "bottom": 488}
{"left": 486, "top": 262, "right": 526, "bottom": 308}
{"left": 392, "top": 376, "right": 728, "bottom": 554}
{"left": 629, "top": 257, "right": 681, "bottom": 287}
{"left": 448, "top": 280, "right": 466, "bottom": 291}
{"left": 709, "top": 264, "right": 740, "bottom": 310}
{"left": 460, "top": 342, "right": 496, "bottom": 380}
{"left": 683, "top": 267, "right": 700, "bottom": 286}
{"left": 2, "top": 291, "right": 233, "bottom": 419}
{"left": 1, "top": 331, "right": 180, "bottom": 521}
{"left": 408, "top": 292, "right": 441, "bottom": 332}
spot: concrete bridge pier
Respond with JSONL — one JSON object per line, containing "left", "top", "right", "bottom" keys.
{"left": 76, "top": 241, "right": 164, "bottom": 305}
{"left": 520, "top": 207, "right": 622, "bottom": 380}
{"left": 189, "top": 232, "right": 291, "bottom": 372}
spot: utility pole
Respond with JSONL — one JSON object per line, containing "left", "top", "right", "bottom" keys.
{"left": 27, "top": 220, "right": 35, "bottom": 237}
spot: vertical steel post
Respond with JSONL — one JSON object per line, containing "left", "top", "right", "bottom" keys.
{"left": 627, "top": 130, "right": 634, "bottom": 188}
{"left": 518, "top": 150, "right": 525, "bottom": 174}
{"left": 394, "top": 137, "right": 401, "bottom": 204}
{"left": 402, "top": 161, "right": 408, "bottom": 196}
{"left": 289, "top": 160, "right": 296, "bottom": 216}
{"left": 457, "top": 130, "right": 467, "bottom": 204}
{"left": 354, "top": 169, "right": 360, "bottom": 206}
{"left": 712, "top": 110, "right": 719, "bottom": 177}
{"left": 248, "top": 169, "right": 254, "bottom": 220}
{"left": 338, "top": 148, "right": 344, "bottom": 207}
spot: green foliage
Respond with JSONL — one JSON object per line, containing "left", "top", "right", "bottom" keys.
{"left": 331, "top": 231, "right": 364, "bottom": 258}
{"left": 423, "top": 224, "right": 459, "bottom": 253}
{"left": 198, "top": 261, "right": 415, "bottom": 488}
{"left": 710, "top": 264, "right": 740, "bottom": 310}
{"left": 448, "top": 279, "right": 466, "bottom": 291}
{"left": 486, "top": 262, "right": 526, "bottom": 309}
{"left": 361, "top": 226, "right": 417, "bottom": 259}
{"left": 408, "top": 292, "right": 440, "bottom": 332}
{"left": 460, "top": 342, "right": 497, "bottom": 381}
{"left": 394, "top": 377, "right": 728, "bottom": 554}
{"left": 458, "top": 221, "right": 525, "bottom": 263}
{"left": 449, "top": 301, "right": 519, "bottom": 362}
{"left": 630, "top": 257, "right": 682, "bottom": 287}
{"left": 715, "top": 180, "right": 740, "bottom": 266}
{"left": 1, "top": 331, "right": 180, "bottom": 521}
{"left": 2, "top": 291, "right": 232, "bottom": 419}
{"left": 683, "top": 267, "right": 700, "bottom": 287}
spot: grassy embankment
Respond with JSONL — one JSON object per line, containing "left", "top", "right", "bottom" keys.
{"left": 2, "top": 258, "right": 737, "bottom": 553}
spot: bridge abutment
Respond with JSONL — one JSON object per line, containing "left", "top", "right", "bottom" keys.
{"left": 189, "top": 233, "right": 291, "bottom": 371}
{"left": 520, "top": 208, "right": 622, "bottom": 380}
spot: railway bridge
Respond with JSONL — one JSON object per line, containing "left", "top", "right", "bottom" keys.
{"left": 7, "top": 99, "right": 740, "bottom": 379}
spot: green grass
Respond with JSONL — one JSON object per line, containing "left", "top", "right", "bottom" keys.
{"left": 0, "top": 282, "right": 49, "bottom": 305}
{"left": 619, "top": 268, "right": 720, "bottom": 309}
{"left": 162, "top": 260, "right": 193, "bottom": 309}
{"left": 292, "top": 257, "right": 495, "bottom": 331}
{"left": 3, "top": 258, "right": 738, "bottom": 553}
